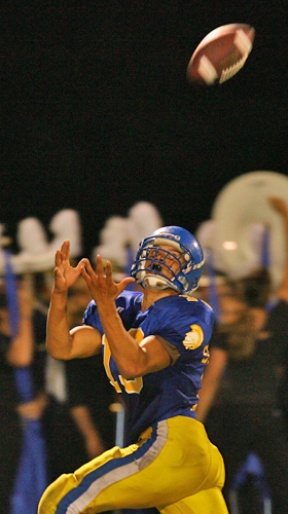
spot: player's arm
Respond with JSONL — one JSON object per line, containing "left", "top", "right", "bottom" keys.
{"left": 196, "top": 346, "right": 228, "bottom": 423}
{"left": 269, "top": 197, "right": 288, "bottom": 301}
{"left": 6, "top": 277, "right": 35, "bottom": 367}
{"left": 46, "top": 290, "right": 102, "bottom": 360}
{"left": 90, "top": 292, "right": 172, "bottom": 377}
{"left": 81, "top": 256, "right": 172, "bottom": 377}
{"left": 46, "top": 241, "right": 102, "bottom": 360}
{"left": 109, "top": 319, "right": 172, "bottom": 378}
{"left": 70, "top": 405, "right": 106, "bottom": 457}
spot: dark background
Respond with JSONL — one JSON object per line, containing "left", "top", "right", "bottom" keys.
{"left": 1, "top": 0, "right": 288, "bottom": 256}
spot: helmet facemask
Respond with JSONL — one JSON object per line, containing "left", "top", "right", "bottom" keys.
{"left": 130, "top": 226, "right": 205, "bottom": 294}
{"left": 132, "top": 242, "right": 191, "bottom": 293}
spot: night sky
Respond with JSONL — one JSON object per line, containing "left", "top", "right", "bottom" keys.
{"left": 1, "top": 1, "right": 288, "bottom": 256}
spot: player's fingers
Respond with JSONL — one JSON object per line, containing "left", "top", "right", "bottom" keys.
{"left": 55, "top": 250, "right": 62, "bottom": 266}
{"left": 95, "top": 255, "right": 105, "bottom": 276}
{"left": 80, "top": 261, "right": 96, "bottom": 286}
{"left": 60, "top": 240, "right": 70, "bottom": 257}
{"left": 54, "top": 266, "right": 63, "bottom": 278}
{"left": 81, "top": 266, "right": 91, "bottom": 284}
{"left": 118, "top": 277, "right": 135, "bottom": 293}
{"left": 75, "top": 258, "right": 86, "bottom": 272}
{"left": 80, "top": 258, "right": 94, "bottom": 275}
{"left": 105, "top": 260, "right": 113, "bottom": 282}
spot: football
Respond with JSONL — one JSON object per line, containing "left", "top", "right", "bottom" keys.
{"left": 187, "top": 23, "right": 255, "bottom": 86}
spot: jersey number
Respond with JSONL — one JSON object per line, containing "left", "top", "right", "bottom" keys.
{"left": 103, "top": 329, "right": 144, "bottom": 394}
{"left": 202, "top": 345, "right": 210, "bottom": 364}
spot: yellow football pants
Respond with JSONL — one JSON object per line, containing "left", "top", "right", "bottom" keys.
{"left": 38, "top": 416, "right": 228, "bottom": 514}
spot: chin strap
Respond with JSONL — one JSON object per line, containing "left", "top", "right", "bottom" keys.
{"left": 143, "top": 275, "right": 177, "bottom": 292}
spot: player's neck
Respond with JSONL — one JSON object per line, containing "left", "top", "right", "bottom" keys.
{"left": 141, "top": 286, "right": 178, "bottom": 311}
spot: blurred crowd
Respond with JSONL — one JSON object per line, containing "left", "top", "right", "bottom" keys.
{"left": 0, "top": 271, "right": 117, "bottom": 513}
{"left": 0, "top": 198, "right": 288, "bottom": 514}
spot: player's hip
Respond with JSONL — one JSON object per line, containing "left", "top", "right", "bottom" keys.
{"left": 38, "top": 416, "right": 225, "bottom": 513}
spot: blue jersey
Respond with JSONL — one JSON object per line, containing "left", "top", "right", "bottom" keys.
{"left": 83, "top": 290, "right": 214, "bottom": 442}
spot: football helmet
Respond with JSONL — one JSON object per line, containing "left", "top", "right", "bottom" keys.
{"left": 130, "top": 226, "right": 205, "bottom": 294}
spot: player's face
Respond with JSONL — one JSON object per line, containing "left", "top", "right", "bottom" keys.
{"left": 144, "top": 244, "right": 185, "bottom": 280}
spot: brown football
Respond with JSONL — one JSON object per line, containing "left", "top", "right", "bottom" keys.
{"left": 187, "top": 23, "right": 255, "bottom": 86}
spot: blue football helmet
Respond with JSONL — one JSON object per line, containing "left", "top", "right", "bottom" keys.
{"left": 130, "top": 226, "right": 205, "bottom": 294}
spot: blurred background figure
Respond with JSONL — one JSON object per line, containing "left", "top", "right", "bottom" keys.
{"left": 92, "top": 201, "right": 164, "bottom": 284}
{"left": 0, "top": 276, "right": 48, "bottom": 513}
{"left": 197, "top": 197, "right": 288, "bottom": 514}
{"left": 0, "top": 209, "right": 85, "bottom": 511}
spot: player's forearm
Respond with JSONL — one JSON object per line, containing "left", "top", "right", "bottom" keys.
{"left": 70, "top": 405, "right": 101, "bottom": 439}
{"left": 8, "top": 279, "right": 35, "bottom": 367}
{"left": 97, "top": 303, "right": 147, "bottom": 378}
{"left": 196, "top": 352, "right": 226, "bottom": 422}
{"left": 7, "top": 315, "right": 34, "bottom": 367}
{"left": 196, "top": 381, "right": 219, "bottom": 422}
{"left": 46, "top": 291, "right": 74, "bottom": 360}
{"left": 278, "top": 204, "right": 288, "bottom": 296}
{"left": 282, "top": 213, "right": 288, "bottom": 269}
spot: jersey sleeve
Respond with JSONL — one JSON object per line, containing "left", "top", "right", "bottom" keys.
{"left": 82, "top": 290, "right": 143, "bottom": 334}
{"left": 142, "top": 295, "right": 214, "bottom": 363}
{"left": 83, "top": 300, "right": 103, "bottom": 332}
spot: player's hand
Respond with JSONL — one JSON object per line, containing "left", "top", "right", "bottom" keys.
{"left": 17, "top": 393, "right": 48, "bottom": 420}
{"left": 81, "top": 255, "right": 135, "bottom": 306}
{"left": 53, "top": 241, "right": 86, "bottom": 294}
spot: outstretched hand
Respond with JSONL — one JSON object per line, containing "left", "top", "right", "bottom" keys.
{"left": 81, "top": 255, "right": 135, "bottom": 307}
{"left": 53, "top": 241, "right": 85, "bottom": 294}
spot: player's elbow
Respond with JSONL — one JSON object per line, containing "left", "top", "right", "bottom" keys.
{"left": 118, "top": 360, "right": 145, "bottom": 379}
{"left": 45, "top": 338, "right": 71, "bottom": 361}
{"left": 119, "top": 365, "right": 139, "bottom": 379}
{"left": 118, "top": 355, "right": 153, "bottom": 379}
